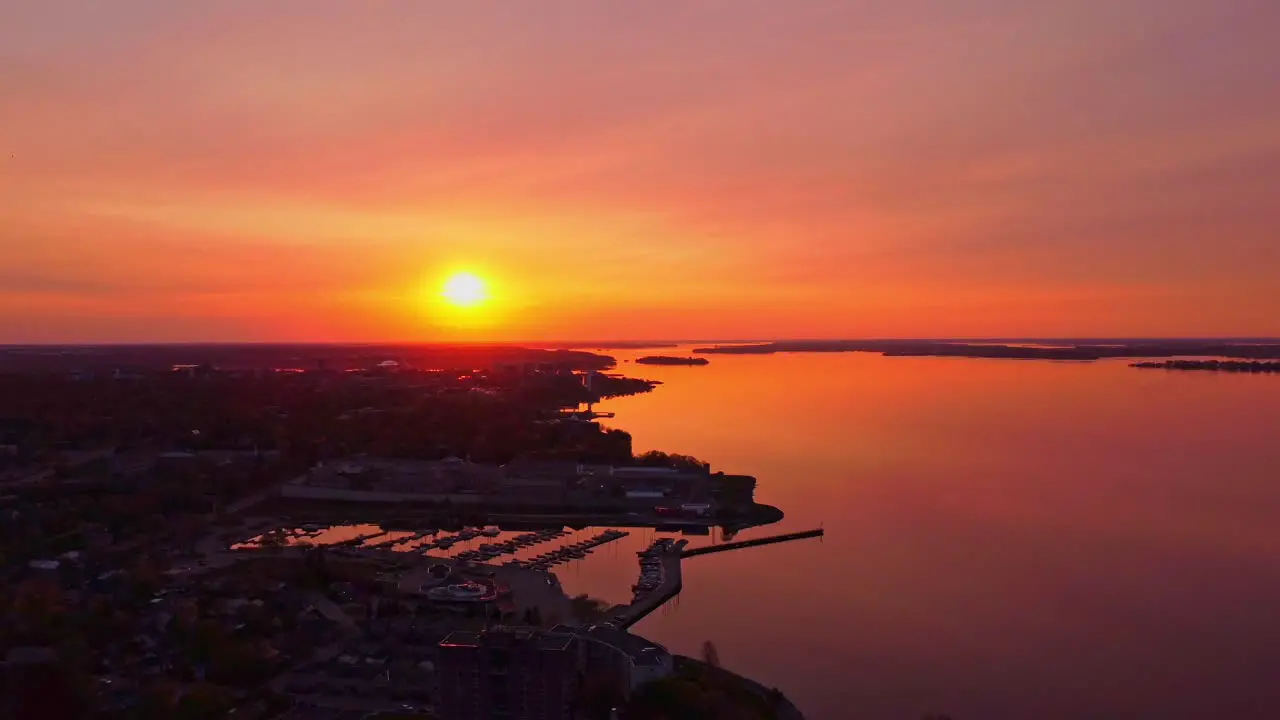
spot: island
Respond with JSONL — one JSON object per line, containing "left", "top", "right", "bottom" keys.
{"left": 636, "top": 355, "right": 710, "bottom": 366}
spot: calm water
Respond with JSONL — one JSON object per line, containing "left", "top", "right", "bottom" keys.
{"left": 560, "top": 349, "right": 1280, "bottom": 719}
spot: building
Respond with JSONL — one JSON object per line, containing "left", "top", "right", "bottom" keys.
{"left": 611, "top": 466, "right": 708, "bottom": 498}
{"left": 550, "top": 624, "right": 674, "bottom": 695}
{"left": 502, "top": 459, "right": 583, "bottom": 483}
{"left": 282, "top": 457, "right": 503, "bottom": 502}
{"left": 435, "top": 625, "right": 674, "bottom": 720}
{"left": 436, "top": 628, "right": 579, "bottom": 720}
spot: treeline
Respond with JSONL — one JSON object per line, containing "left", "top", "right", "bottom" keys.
{"left": 633, "top": 450, "right": 711, "bottom": 471}
{"left": 0, "top": 370, "right": 641, "bottom": 467}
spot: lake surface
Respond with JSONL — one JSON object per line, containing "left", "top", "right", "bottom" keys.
{"left": 565, "top": 349, "right": 1280, "bottom": 719}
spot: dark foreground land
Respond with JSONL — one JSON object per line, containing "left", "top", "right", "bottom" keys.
{"left": 694, "top": 339, "right": 1280, "bottom": 361}
{"left": 0, "top": 342, "right": 783, "bottom": 718}
{"left": 0, "top": 343, "right": 619, "bottom": 374}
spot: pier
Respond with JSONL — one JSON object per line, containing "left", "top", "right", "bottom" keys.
{"left": 680, "top": 528, "right": 823, "bottom": 558}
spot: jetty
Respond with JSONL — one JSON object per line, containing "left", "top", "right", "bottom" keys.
{"left": 681, "top": 528, "right": 823, "bottom": 557}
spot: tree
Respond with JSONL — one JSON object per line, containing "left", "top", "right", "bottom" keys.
{"left": 578, "top": 669, "right": 626, "bottom": 719}
{"left": 12, "top": 577, "right": 65, "bottom": 640}
{"left": 701, "top": 640, "right": 720, "bottom": 668}
{"left": 176, "top": 682, "right": 235, "bottom": 720}
{"left": 126, "top": 556, "right": 164, "bottom": 597}
{"left": 135, "top": 679, "right": 180, "bottom": 720}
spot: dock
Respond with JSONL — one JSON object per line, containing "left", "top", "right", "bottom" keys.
{"left": 680, "top": 528, "right": 823, "bottom": 557}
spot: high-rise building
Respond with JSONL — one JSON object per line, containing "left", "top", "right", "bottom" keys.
{"left": 436, "top": 628, "right": 579, "bottom": 720}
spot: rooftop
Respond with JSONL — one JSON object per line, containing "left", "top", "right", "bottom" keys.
{"left": 550, "top": 624, "right": 671, "bottom": 667}
{"left": 439, "top": 627, "right": 577, "bottom": 653}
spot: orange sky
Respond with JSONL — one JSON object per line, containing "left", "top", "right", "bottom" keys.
{"left": 2, "top": 1, "right": 1279, "bottom": 342}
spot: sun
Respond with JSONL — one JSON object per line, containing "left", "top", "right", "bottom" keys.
{"left": 440, "top": 271, "right": 489, "bottom": 307}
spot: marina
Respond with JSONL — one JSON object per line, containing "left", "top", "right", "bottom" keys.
{"left": 491, "top": 529, "right": 629, "bottom": 569}
{"left": 234, "top": 523, "right": 823, "bottom": 634}
{"left": 449, "top": 527, "right": 571, "bottom": 562}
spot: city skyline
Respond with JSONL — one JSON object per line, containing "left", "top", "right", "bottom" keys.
{"left": 3, "top": 1, "right": 1279, "bottom": 343}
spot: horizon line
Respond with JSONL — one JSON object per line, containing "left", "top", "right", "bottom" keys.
{"left": 4, "top": 336, "right": 1280, "bottom": 349}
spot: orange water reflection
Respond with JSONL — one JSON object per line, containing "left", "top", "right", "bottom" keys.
{"left": 582, "top": 350, "right": 1280, "bottom": 720}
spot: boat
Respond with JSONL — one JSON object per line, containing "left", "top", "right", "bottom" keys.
{"left": 426, "top": 581, "right": 495, "bottom": 603}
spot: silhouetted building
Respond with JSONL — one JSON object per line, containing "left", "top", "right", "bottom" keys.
{"left": 436, "top": 628, "right": 578, "bottom": 720}
{"left": 550, "top": 624, "right": 674, "bottom": 695}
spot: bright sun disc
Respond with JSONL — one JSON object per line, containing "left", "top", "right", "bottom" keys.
{"left": 441, "top": 272, "right": 488, "bottom": 307}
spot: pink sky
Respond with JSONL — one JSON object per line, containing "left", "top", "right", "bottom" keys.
{"left": 2, "top": 1, "right": 1278, "bottom": 342}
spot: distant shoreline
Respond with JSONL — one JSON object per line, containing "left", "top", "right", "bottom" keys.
{"left": 8, "top": 339, "right": 1280, "bottom": 372}
{"left": 1132, "top": 359, "right": 1280, "bottom": 373}
{"left": 692, "top": 340, "right": 1280, "bottom": 362}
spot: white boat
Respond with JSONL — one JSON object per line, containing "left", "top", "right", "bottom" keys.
{"left": 426, "top": 581, "right": 494, "bottom": 602}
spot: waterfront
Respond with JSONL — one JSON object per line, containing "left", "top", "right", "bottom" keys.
{"left": 224, "top": 347, "right": 1280, "bottom": 718}
{"left": 583, "top": 348, "right": 1280, "bottom": 719}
